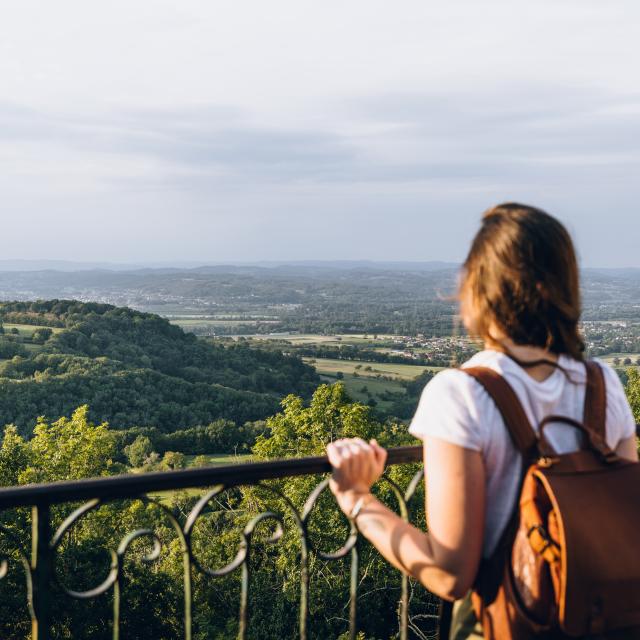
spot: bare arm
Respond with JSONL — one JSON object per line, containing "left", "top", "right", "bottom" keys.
{"left": 327, "top": 437, "right": 485, "bottom": 600}
{"left": 616, "top": 434, "right": 639, "bottom": 462}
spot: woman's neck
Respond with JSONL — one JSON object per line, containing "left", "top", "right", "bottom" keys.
{"left": 484, "top": 337, "right": 559, "bottom": 382}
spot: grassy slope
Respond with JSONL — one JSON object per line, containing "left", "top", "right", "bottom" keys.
{"left": 307, "top": 357, "right": 442, "bottom": 380}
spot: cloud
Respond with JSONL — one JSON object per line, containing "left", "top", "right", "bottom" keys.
{"left": 1, "top": 1, "right": 640, "bottom": 264}
{"left": 4, "top": 82, "right": 640, "bottom": 197}
{"left": 0, "top": 102, "right": 360, "bottom": 187}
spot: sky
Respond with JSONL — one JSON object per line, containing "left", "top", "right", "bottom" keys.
{"left": 1, "top": 1, "right": 639, "bottom": 267}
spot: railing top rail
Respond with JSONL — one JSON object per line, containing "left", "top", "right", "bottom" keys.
{"left": 0, "top": 445, "right": 424, "bottom": 509}
{"left": 4, "top": 421, "right": 637, "bottom": 509}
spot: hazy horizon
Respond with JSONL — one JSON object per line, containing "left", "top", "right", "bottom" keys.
{"left": 2, "top": 2, "right": 640, "bottom": 266}
{"left": 0, "top": 258, "right": 637, "bottom": 273}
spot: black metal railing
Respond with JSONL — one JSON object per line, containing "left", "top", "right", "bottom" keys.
{"left": 0, "top": 445, "right": 431, "bottom": 640}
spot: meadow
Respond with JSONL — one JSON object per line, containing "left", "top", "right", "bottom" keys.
{"left": 306, "top": 357, "right": 441, "bottom": 380}
{"left": 305, "top": 356, "right": 442, "bottom": 412}
{"left": 3, "top": 323, "right": 64, "bottom": 336}
{"left": 599, "top": 353, "right": 640, "bottom": 368}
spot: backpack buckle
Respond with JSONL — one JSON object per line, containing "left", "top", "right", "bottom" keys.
{"left": 527, "top": 524, "right": 561, "bottom": 563}
{"left": 538, "top": 456, "right": 559, "bottom": 468}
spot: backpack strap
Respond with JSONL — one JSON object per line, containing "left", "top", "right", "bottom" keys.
{"left": 463, "top": 366, "right": 538, "bottom": 459}
{"left": 461, "top": 367, "right": 539, "bottom": 609}
{"left": 583, "top": 360, "right": 606, "bottom": 439}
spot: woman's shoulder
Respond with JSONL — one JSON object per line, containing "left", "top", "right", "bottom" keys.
{"left": 409, "top": 362, "right": 500, "bottom": 451}
{"left": 420, "top": 364, "right": 489, "bottom": 402}
{"left": 562, "top": 355, "right": 630, "bottom": 401}
{"left": 420, "top": 350, "right": 515, "bottom": 405}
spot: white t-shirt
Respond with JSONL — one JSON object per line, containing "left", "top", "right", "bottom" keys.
{"left": 408, "top": 350, "right": 636, "bottom": 557}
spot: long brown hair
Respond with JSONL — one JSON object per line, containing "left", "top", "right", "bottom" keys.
{"left": 460, "top": 203, "right": 584, "bottom": 360}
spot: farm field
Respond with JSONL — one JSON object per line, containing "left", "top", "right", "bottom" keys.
{"left": 147, "top": 452, "right": 253, "bottom": 504}
{"left": 275, "top": 333, "right": 400, "bottom": 346}
{"left": 217, "top": 332, "right": 402, "bottom": 346}
{"left": 321, "top": 373, "right": 407, "bottom": 410}
{"left": 0, "top": 323, "right": 64, "bottom": 360}
{"left": 183, "top": 453, "right": 252, "bottom": 465}
{"left": 306, "top": 357, "right": 442, "bottom": 381}
{"left": 172, "top": 318, "right": 273, "bottom": 328}
{"left": 309, "top": 357, "right": 441, "bottom": 413}
{"left": 3, "top": 323, "right": 64, "bottom": 336}
{"left": 599, "top": 353, "right": 640, "bottom": 368}
{"left": 134, "top": 452, "right": 252, "bottom": 475}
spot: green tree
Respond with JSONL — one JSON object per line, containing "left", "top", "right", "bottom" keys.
{"left": 0, "top": 409, "right": 184, "bottom": 639}
{"left": 162, "top": 451, "right": 186, "bottom": 470}
{"left": 31, "top": 327, "right": 53, "bottom": 344}
{"left": 193, "top": 454, "right": 210, "bottom": 467}
{"left": 0, "top": 393, "right": 434, "bottom": 638}
{"left": 20, "top": 405, "right": 117, "bottom": 484}
{"left": 124, "top": 435, "right": 155, "bottom": 467}
{"left": 0, "top": 425, "right": 30, "bottom": 486}
{"left": 248, "top": 384, "right": 434, "bottom": 639}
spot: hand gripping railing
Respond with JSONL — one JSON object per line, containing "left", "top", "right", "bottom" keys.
{"left": 0, "top": 445, "right": 429, "bottom": 640}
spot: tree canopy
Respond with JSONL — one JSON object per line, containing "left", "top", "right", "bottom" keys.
{"left": 0, "top": 301, "right": 319, "bottom": 434}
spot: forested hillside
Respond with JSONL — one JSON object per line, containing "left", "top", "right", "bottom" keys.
{"left": 0, "top": 301, "right": 319, "bottom": 433}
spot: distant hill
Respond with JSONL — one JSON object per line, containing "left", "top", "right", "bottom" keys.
{"left": 0, "top": 260, "right": 143, "bottom": 272}
{"left": 0, "top": 265, "right": 637, "bottom": 337}
{"left": 0, "top": 259, "right": 460, "bottom": 272}
{"left": 0, "top": 301, "right": 319, "bottom": 433}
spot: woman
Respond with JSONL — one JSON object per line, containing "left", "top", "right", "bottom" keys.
{"left": 326, "top": 203, "right": 638, "bottom": 638}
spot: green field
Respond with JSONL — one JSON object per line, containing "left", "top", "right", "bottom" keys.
{"left": 308, "top": 357, "right": 441, "bottom": 413}
{"left": 0, "top": 323, "right": 63, "bottom": 361}
{"left": 189, "top": 331, "right": 404, "bottom": 346}
{"left": 287, "top": 333, "right": 400, "bottom": 346}
{"left": 183, "top": 453, "right": 252, "bottom": 465}
{"left": 3, "top": 323, "right": 63, "bottom": 336}
{"left": 600, "top": 353, "right": 640, "bottom": 368}
{"left": 319, "top": 373, "right": 404, "bottom": 408}
{"left": 172, "top": 318, "right": 277, "bottom": 327}
{"left": 148, "top": 452, "right": 253, "bottom": 504}
{"left": 237, "top": 333, "right": 401, "bottom": 345}
{"left": 306, "top": 357, "right": 442, "bottom": 381}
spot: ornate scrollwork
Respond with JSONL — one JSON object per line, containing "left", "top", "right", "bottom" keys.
{"left": 49, "top": 495, "right": 193, "bottom": 639}
{"left": 184, "top": 484, "right": 284, "bottom": 577}
{"left": 378, "top": 468, "right": 425, "bottom": 640}
{"left": 51, "top": 498, "right": 118, "bottom": 599}
{"left": 301, "top": 477, "right": 358, "bottom": 560}
{"left": 0, "top": 522, "right": 35, "bottom": 623}
{"left": 4, "top": 453, "right": 425, "bottom": 640}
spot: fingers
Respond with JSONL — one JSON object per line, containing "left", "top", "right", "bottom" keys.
{"left": 370, "top": 439, "right": 388, "bottom": 468}
{"left": 326, "top": 437, "right": 386, "bottom": 494}
{"left": 326, "top": 442, "right": 342, "bottom": 468}
{"left": 328, "top": 438, "right": 378, "bottom": 463}
{"left": 329, "top": 438, "right": 371, "bottom": 471}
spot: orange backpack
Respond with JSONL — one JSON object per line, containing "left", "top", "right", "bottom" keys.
{"left": 456, "top": 361, "right": 640, "bottom": 639}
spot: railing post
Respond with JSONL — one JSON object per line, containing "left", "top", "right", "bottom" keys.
{"left": 348, "top": 542, "right": 359, "bottom": 640}
{"left": 31, "top": 502, "right": 52, "bottom": 640}
{"left": 183, "top": 545, "right": 192, "bottom": 640}
{"left": 299, "top": 538, "right": 309, "bottom": 640}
